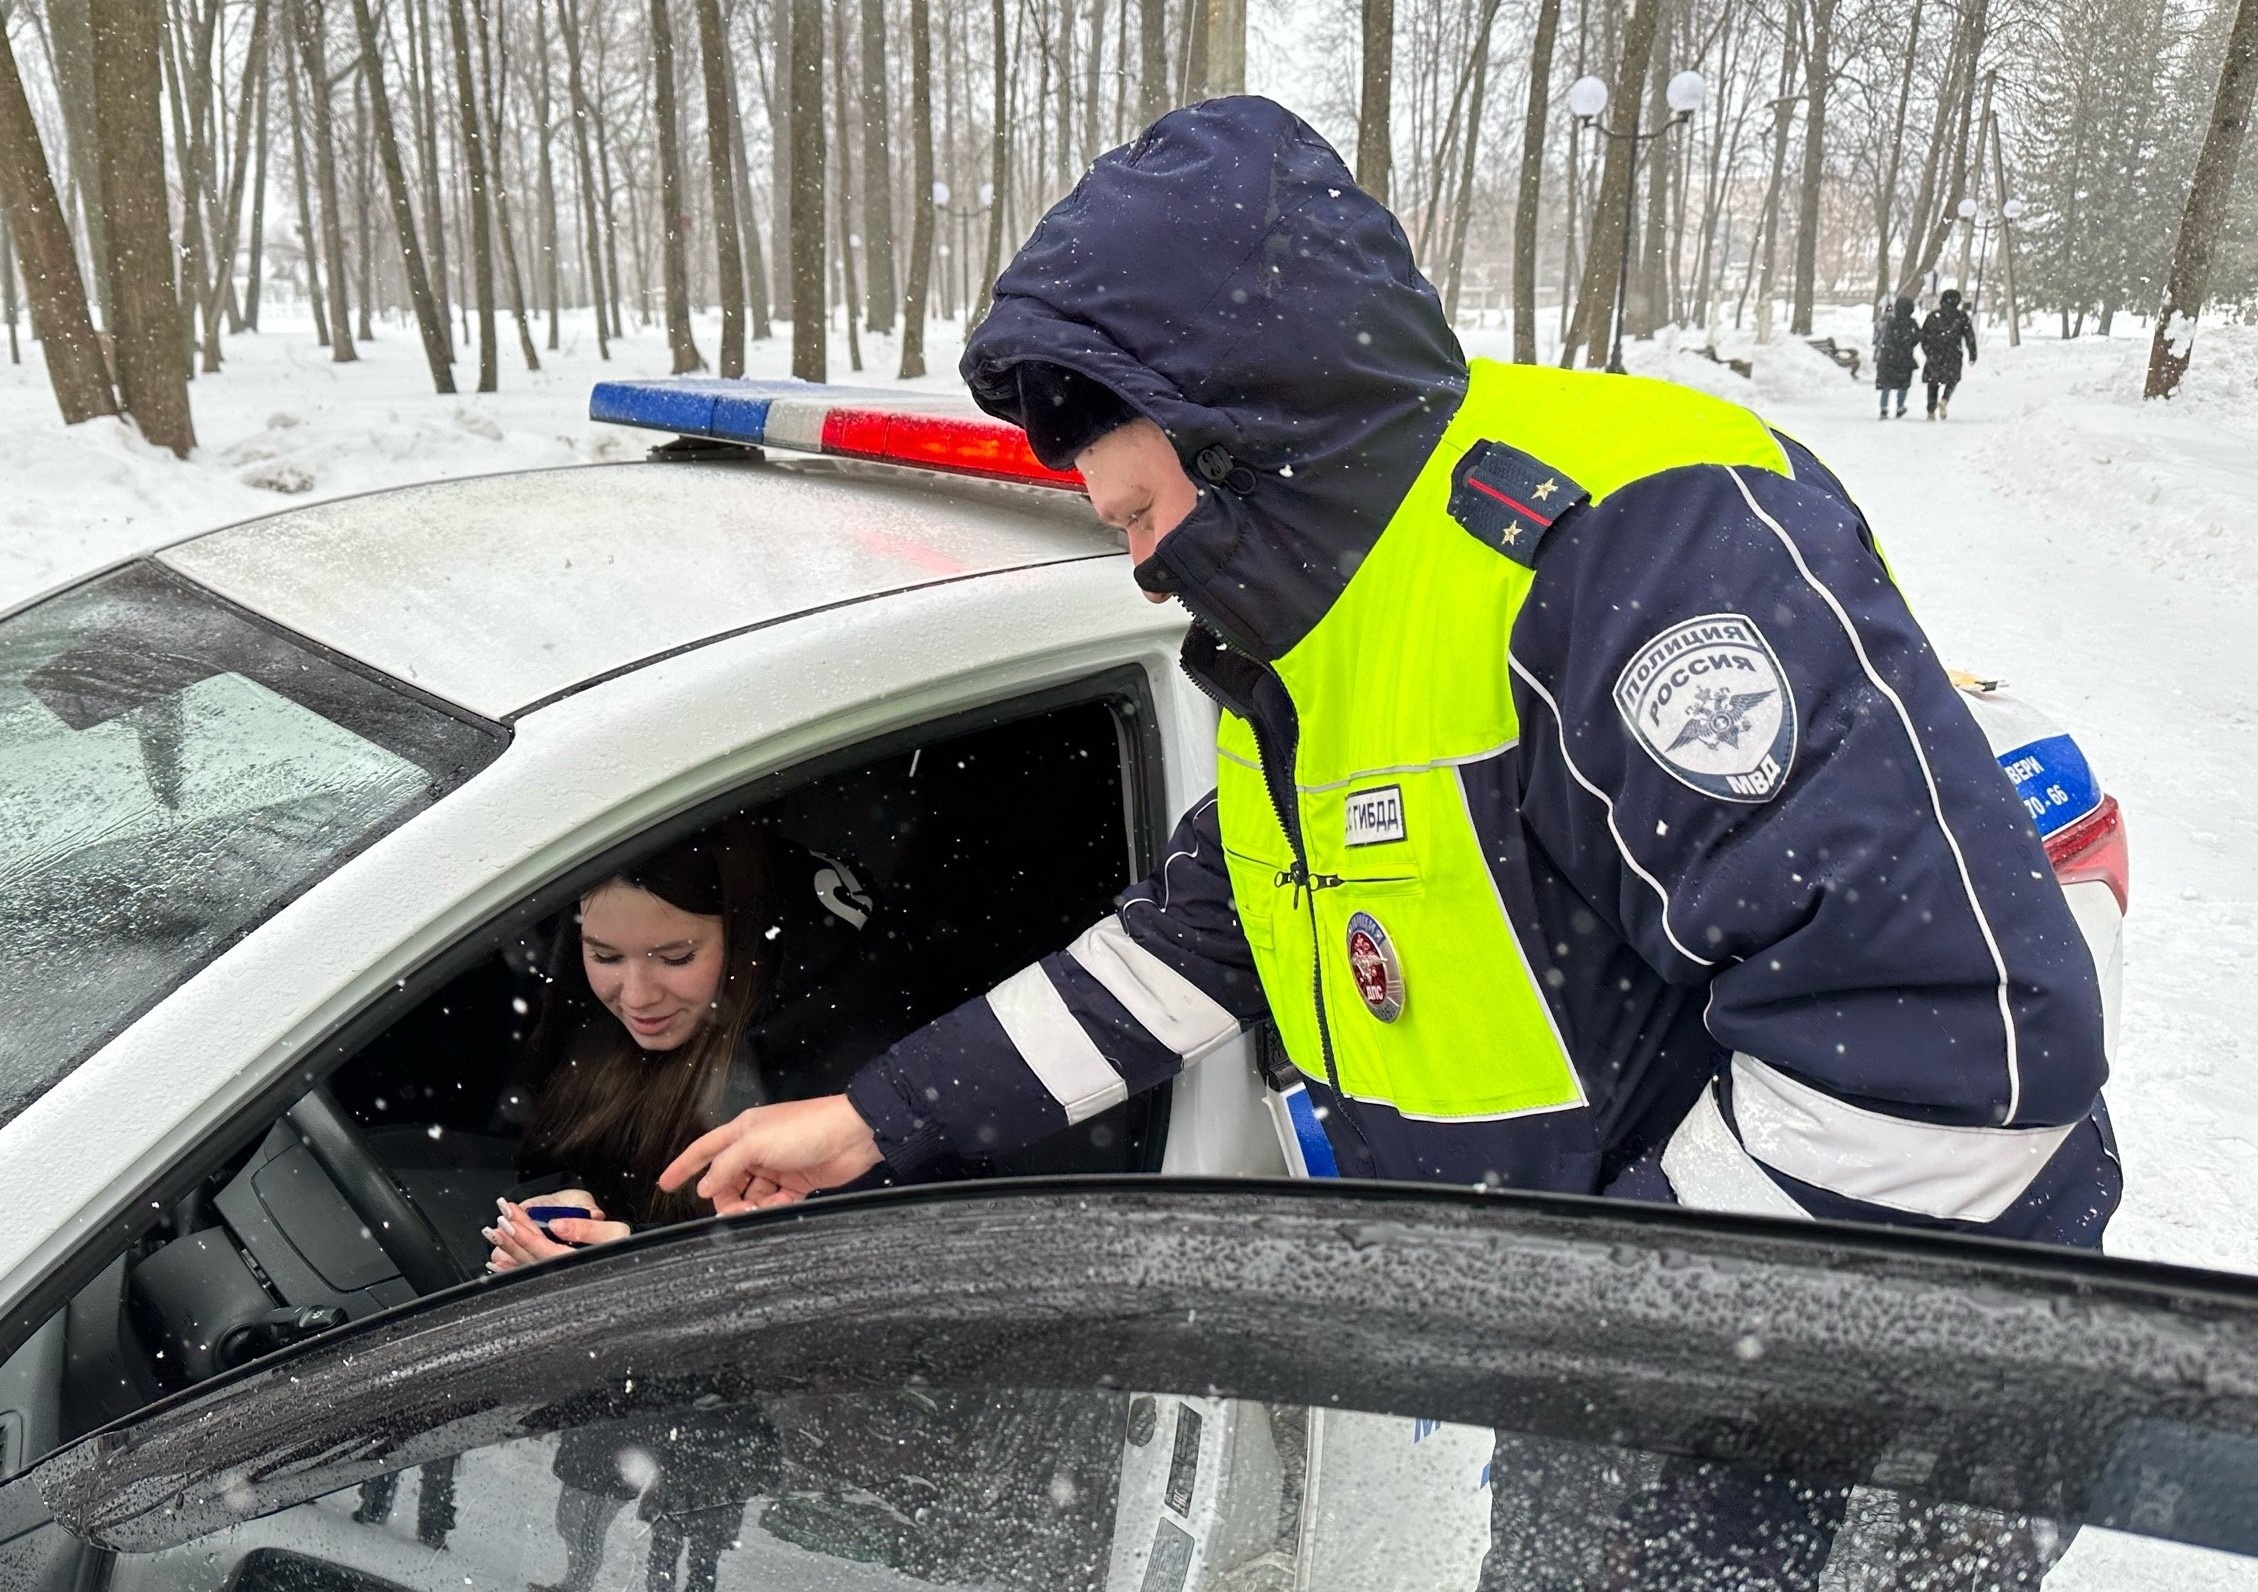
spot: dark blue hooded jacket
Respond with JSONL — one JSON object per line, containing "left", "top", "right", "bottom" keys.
{"left": 841, "top": 98, "right": 2119, "bottom": 1247}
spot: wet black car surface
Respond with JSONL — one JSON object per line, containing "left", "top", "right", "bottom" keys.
{"left": 4, "top": 1179, "right": 2256, "bottom": 1589}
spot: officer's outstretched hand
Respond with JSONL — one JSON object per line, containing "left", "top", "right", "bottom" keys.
{"left": 661, "top": 1094, "right": 884, "bottom": 1214}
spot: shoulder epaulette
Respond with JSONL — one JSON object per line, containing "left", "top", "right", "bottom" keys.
{"left": 1446, "top": 440, "right": 1590, "bottom": 568}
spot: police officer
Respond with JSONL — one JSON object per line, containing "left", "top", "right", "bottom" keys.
{"left": 664, "top": 97, "right": 2117, "bottom": 1254}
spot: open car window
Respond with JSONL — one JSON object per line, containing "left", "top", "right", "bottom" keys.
{"left": 0, "top": 679, "right": 1173, "bottom": 1484}
{"left": 0, "top": 562, "right": 504, "bottom": 1130}
{"left": 11, "top": 1185, "right": 2258, "bottom": 1592}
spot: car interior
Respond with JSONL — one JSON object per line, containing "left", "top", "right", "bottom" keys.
{"left": 0, "top": 681, "right": 1168, "bottom": 1475}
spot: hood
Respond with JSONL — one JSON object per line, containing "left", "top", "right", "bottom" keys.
{"left": 961, "top": 96, "right": 1467, "bottom": 661}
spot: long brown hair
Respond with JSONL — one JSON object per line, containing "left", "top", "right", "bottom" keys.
{"left": 522, "top": 819, "right": 774, "bottom": 1225}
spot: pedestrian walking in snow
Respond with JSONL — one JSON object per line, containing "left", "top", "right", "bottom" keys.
{"left": 1920, "top": 289, "right": 1979, "bottom": 418}
{"left": 1875, "top": 297, "right": 1921, "bottom": 419}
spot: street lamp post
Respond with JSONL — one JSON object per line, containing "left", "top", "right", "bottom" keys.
{"left": 1956, "top": 194, "right": 2025, "bottom": 328}
{"left": 1568, "top": 68, "right": 1705, "bottom": 374}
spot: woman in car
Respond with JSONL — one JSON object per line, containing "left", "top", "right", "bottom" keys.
{"left": 485, "top": 817, "right": 903, "bottom": 1269}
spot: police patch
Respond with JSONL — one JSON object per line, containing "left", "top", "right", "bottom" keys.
{"left": 1614, "top": 613, "right": 1798, "bottom": 802}
{"left": 1345, "top": 911, "right": 1405, "bottom": 1022}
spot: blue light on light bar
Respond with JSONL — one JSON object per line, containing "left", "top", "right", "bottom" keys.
{"left": 588, "top": 378, "right": 798, "bottom": 444}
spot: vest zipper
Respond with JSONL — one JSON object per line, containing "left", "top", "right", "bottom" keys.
{"left": 1183, "top": 648, "right": 1372, "bottom": 1165}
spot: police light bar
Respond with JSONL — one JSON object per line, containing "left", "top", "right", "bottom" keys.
{"left": 588, "top": 377, "right": 1084, "bottom": 492}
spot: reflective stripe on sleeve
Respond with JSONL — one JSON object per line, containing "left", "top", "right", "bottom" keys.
{"left": 1066, "top": 915, "right": 1243, "bottom": 1061}
{"left": 985, "top": 964, "right": 1130, "bottom": 1124}
{"left": 1728, "top": 1053, "right": 2078, "bottom": 1223}
{"left": 1659, "top": 1079, "right": 1814, "bottom": 1222}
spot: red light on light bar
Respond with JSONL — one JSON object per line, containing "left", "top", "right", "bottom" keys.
{"left": 820, "top": 408, "right": 1085, "bottom": 491}
{"left": 2046, "top": 793, "right": 2128, "bottom": 914}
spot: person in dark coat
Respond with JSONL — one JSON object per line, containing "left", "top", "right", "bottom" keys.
{"left": 1874, "top": 297, "right": 1921, "bottom": 419}
{"left": 1920, "top": 288, "right": 1978, "bottom": 418}
{"left": 638, "top": 1406, "right": 781, "bottom": 1592}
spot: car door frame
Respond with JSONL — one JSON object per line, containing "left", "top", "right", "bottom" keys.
{"left": 0, "top": 557, "right": 1212, "bottom": 1380}
{"left": 11, "top": 1180, "right": 2258, "bottom": 1577}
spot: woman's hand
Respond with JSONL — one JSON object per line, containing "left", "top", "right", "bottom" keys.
{"left": 483, "top": 1197, "right": 632, "bottom": 1273}
{"left": 659, "top": 1095, "right": 883, "bottom": 1214}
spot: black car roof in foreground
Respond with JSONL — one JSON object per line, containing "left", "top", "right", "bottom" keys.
{"left": 10, "top": 1177, "right": 2258, "bottom": 1559}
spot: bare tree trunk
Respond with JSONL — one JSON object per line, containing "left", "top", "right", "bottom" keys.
{"left": 1138, "top": 0, "right": 1165, "bottom": 124}
{"left": 1354, "top": 0, "right": 1392, "bottom": 201}
{"left": 1565, "top": 0, "right": 1665, "bottom": 364}
{"left": 972, "top": 0, "right": 1006, "bottom": 325}
{"left": 590, "top": 53, "right": 625, "bottom": 334}
{"left": 694, "top": 0, "right": 746, "bottom": 372}
{"left": 1177, "top": 0, "right": 1204, "bottom": 102}
{"left": 1900, "top": 0, "right": 1984, "bottom": 296}
{"left": 282, "top": 10, "right": 329, "bottom": 343}
{"left": 1443, "top": 0, "right": 1498, "bottom": 322}
{"left": 474, "top": 0, "right": 539, "bottom": 370}
{"left": 554, "top": 0, "right": 608, "bottom": 354}
{"left": 1627, "top": 35, "right": 1669, "bottom": 337}
{"left": 290, "top": 0, "right": 357, "bottom": 359}
{"left": 48, "top": 0, "right": 115, "bottom": 330}
{"left": 901, "top": 0, "right": 934, "bottom": 376}
{"left": 160, "top": 0, "right": 217, "bottom": 371}
{"left": 859, "top": 0, "right": 896, "bottom": 331}
{"left": 1752, "top": 0, "right": 1801, "bottom": 343}
{"left": 767, "top": 0, "right": 793, "bottom": 318}
{"left": 1206, "top": 0, "right": 1243, "bottom": 93}
{"left": 1511, "top": 0, "right": 1561, "bottom": 362}
{"left": 92, "top": 0, "right": 195, "bottom": 452}
{"left": 647, "top": 0, "right": 701, "bottom": 369}
{"left": 2148, "top": 0, "right": 2258, "bottom": 396}
{"left": 720, "top": 16, "right": 769, "bottom": 338}
{"left": 246, "top": 36, "right": 270, "bottom": 329}
{"left": 1081, "top": 0, "right": 1106, "bottom": 160}
{"left": 1873, "top": 0, "right": 1921, "bottom": 306}
{"left": 1, "top": 214, "right": 17, "bottom": 364}
{"left": 788, "top": 0, "right": 825, "bottom": 376}
{"left": 0, "top": 29, "right": 117, "bottom": 419}
{"left": 169, "top": 0, "right": 222, "bottom": 367}
{"left": 352, "top": 73, "right": 376, "bottom": 341}
{"left": 829, "top": 0, "right": 863, "bottom": 370}
{"left": 445, "top": 0, "right": 500, "bottom": 386}
{"left": 348, "top": 0, "right": 456, "bottom": 386}
{"left": 407, "top": 0, "right": 454, "bottom": 351}
{"left": 531, "top": 0, "right": 561, "bottom": 348}
{"left": 206, "top": 0, "right": 267, "bottom": 354}
{"left": 1787, "top": 0, "right": 1830, "bottom": 334}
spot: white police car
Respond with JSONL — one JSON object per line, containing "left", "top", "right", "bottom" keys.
{"left": 0, "top": 381, "right": 2127, "bottom": 1517}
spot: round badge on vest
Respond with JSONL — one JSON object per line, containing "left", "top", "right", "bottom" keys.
{"left": 1346, "top": 911, "right": 1405, "bottom": 1022}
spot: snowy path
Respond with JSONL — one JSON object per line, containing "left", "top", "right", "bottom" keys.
{"left": 6, "top": 305, "right": 2255, "bottom": 1275}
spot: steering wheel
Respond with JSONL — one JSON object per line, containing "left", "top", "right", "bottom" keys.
{"left": 287, "top": 1085, "right": 470, "bottom": 1295}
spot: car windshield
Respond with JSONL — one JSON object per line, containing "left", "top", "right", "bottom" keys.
{"left": 0, "top": 562, "right": 503, "bottom": 1129}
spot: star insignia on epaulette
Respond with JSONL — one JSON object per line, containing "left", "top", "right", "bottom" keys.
{"left": 1447, "top": 441, "right": 1590, "bottom": 568}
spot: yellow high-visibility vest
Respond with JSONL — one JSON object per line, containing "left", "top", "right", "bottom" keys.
{"left": 1216, "top": 358, "right": 1792, "bottom": 1120}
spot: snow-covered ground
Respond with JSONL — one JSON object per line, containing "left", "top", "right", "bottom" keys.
{"left": 4, "top": 299, "right": 2253, "bottom": 1281}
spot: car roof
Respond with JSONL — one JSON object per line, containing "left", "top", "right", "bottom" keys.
{"left": 155, "top": 458, "right": 1118, "bottom": 719}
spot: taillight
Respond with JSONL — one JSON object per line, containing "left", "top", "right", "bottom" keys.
{"left": 2045, "top": 794, "right": 2128, "bottom": 913}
